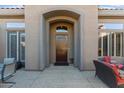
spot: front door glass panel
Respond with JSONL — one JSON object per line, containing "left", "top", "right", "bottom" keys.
{"left": 56, "top": 35, "right": 68, "bottom": 62}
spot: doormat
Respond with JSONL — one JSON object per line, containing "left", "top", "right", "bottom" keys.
{"left": 54, "top": 62, "right": 69, "bottom": 66}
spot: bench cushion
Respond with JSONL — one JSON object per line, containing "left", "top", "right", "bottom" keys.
{"left": 103, "top": 56, "right": 111, "bottom": 63}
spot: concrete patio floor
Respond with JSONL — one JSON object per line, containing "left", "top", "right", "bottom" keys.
{"left": 1, "top": 65, "right": 108, "bottom": 88}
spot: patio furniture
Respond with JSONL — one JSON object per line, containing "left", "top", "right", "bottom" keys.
{"left": 93, "top": 60, "right": 124, "bottom": 88}
{"left": 0, "top": 58, "right": 16, "bottom": 84}
{"left": 102, "top": 56, "right": 124, "bottom": 69}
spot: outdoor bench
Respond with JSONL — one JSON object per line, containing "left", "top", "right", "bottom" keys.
{"left": 93, "top": 60, "right": 124, "bottom": 88}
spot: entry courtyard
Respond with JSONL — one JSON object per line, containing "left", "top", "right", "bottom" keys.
{"left": 1, "top": 5, "right": 124, "bottom": 88}
{"left": 1, "top": 65, "right": 107, "bottom": 88}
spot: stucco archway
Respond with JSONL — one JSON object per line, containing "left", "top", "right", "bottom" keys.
{"left": 39, "top": 9, "right": 84, "bottom": 71}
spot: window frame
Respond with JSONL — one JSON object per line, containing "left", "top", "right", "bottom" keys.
{"left": 98, "top": 30, "right": 124, "bottom": 57}
{"left": 6, "top": 31, "right": 25, "bottom": 62}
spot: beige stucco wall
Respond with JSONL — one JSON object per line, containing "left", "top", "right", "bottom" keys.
{"left": 83, "top": 7, "right": 98, "bottom": 70}
{"left": 25, "top": 5, "right": 98, "bottom": 70}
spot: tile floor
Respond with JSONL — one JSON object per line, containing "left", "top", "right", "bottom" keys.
{"left": 0, "top": 65, "right": 108, "bottom": 88}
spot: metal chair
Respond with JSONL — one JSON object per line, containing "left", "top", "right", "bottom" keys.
{"left": 0, "top": 58, "right": 16, "bottom": 87}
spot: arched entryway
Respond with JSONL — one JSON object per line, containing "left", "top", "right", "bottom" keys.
{"left": 39, "top": 9, "right": 84, "bottom": 70}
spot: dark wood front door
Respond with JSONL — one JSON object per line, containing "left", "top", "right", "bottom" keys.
{"left": 55, "top": 35, "right": 68, "bottom": 65}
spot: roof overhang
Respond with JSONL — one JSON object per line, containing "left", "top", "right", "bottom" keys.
{"left": 98, "top": 9, "right": 124, "bottom": 19}
{"left": 0, "top": 8, "right": 24, "bottom": 19}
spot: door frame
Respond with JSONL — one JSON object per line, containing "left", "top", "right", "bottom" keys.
{"left": 6, "top": 30, "right": 25, "bottom": 62}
